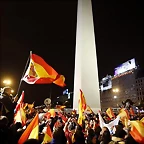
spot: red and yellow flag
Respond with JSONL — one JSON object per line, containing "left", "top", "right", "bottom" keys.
{"left": 78, "top": 89, "right": 87, "bottom": 126}
{"left": 49, "top": 109, "right": 56, "bottom": 117}
{"left": 118, "top": 108, "right": 130, "bottom": 128}
{"left": 18, "top": 113, "right": 39, "bottom": 144}
{"left": 15, "top": 91, "right": 25, "bottom": 114}
{"left": 130, "top": 120, "right": 144, "bottom": 144}
{"left": 22, "top": 53, "right": 66, "bottom": 87}
{"left": 42, "top": 125, "right": 53, "bottom": 144}
{"left": 106, "top": 108, "right": 115, "bottom": 119}
{"left": 86, "top": 105, "right": 93, "bottom": 114}
{"left": 14, "top": 104, "right": 26, "bottom": 126}
{"left": 79, "top": 89, "right": 87, "bottom": 111}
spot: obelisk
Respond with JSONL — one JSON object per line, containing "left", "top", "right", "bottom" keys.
{"left": 73, "top": 0, "right": 101, "bottom": 113}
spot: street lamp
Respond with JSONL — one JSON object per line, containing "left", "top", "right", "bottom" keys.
{"left": 114, "top": 95, "right": 117, "bottom": 99}
{"left": 3, "top": 79, "right": 12, "bottom": 85}
{"left": 112, "top": 88, "right": 119, "bottom": 93}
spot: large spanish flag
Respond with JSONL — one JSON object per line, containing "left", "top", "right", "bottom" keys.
{"left": 22, "top": 53, "right": 66, "bottom": 87}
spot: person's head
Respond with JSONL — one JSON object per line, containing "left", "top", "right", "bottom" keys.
{"left": 53, "top": 127, "right": 67, "bottom": 144}
{"left": 101, "top": 130, "right": 111, "bottom": 144}
{"left": 114, "top": 125, "right": 127, "bottom": 139}
{"left": 87, "top": 129, "right": 97, "bottom": 144}
{"left": 100, "top": 126, "right": 109, "bottom": 135}
{"left": 94, "top": 125, "right": 102, "bottom": 136}
{"left": 0, "top": 116, "right": 9, "bottom": 127}
{"left": 2, "top": 87, "right": 12, "bottom": 96}
{"left": 23, "top": 139, "right": 40, "bottom": 144}
{"left": 85, "top": 118, "right": 89, "bottom": 124}
{"left": 74, "top": 130, "right": 85, "bottom": 143}
{"left": 76, "top": 124, "right": 82, "bottom": 131}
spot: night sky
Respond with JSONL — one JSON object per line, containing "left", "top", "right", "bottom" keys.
{"left": 0, "top": 0, "right": 143, "bottom": 105}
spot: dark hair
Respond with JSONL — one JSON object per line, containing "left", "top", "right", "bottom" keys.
{"left": 114, "top": 125, "right": 127, "bottom": 138}
{"left": 0, "top": 116, "right": 8, "bottom": 126}
{"left": 87, "top": 129, "right": 97, "bottom": 144}
{"left": 53, "top": 127, "right": 67, "bottom": 144}
{"left": 74, "top": 130, "right": 85, "bottom": 144}
{"left": 101, "top": 130, "right": 111, "bottom": 144}
{"left": 23, "top": 139, "right": 40, "bottom": 144}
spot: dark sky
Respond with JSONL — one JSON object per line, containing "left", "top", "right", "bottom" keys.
{"left": 0, "top": 0, "right": 143, "bottom": 105}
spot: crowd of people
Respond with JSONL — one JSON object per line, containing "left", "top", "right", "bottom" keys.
{"left": 0, "top": 86, "right": 144, "bottom": 144}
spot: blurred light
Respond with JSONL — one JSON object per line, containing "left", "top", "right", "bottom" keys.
{"left": 112, "top": 88, "right": 119, "bottom": 93}
{"left": 11, "top": 90, "right": 14, "bottom": 93}
{"left": 114, "top": 96, "right": 117, "bottom": 99}
{"left": 68, "top": 93, "right": 70, "bottom": 99}
{"left": 3, "top": 79, "right": 12, "bottom": 85}
{"left": 63, "top": 89, "right": 68, "bottom": 95}
{"left": 57, "top": 97, "right": 59, "bottom": 99}
{"left": 113, "top": 89, "right": 116, "bottom": 92}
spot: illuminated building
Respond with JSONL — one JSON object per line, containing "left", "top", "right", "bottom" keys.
{"left": 100, "top": 58, "right": 139, "bottom": 111}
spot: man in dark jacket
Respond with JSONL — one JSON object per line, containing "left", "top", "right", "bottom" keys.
{"left": 0, "top": 87, "right": 18, "bottom": 126}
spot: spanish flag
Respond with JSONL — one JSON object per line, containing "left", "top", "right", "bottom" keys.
{"left": 79, "top": 89, "right": 87, "bottom": 111}
{"left": 14, "top": 103, "right": 26, "bottom": 126}
{"left": 86, "top": 105, "right": 93, "bottom": 114}
{"left": 106, "top": 108, "right": 115, "bottom": 119}
{"left": 22, "top": 53, "right": 66, "bottom": 87}
{"left": 78, "top": 89, "right": 87, "bottom": 126}
{"left": 15, "top": 91, "right": 25, "bottom": 114}
{"left": 130, "top": 120, "right": 144, "bottom": 143}
{"left": 42, "top": 124, "right": 53, "bottom": 144}
{"left": 18, "top": 113, "right": 39, "bottom": 144}
{"left": 118, "top": 108, "right": 130, "bottom": 128}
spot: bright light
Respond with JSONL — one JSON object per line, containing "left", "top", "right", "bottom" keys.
{"left": 3, "top": 79, "right": 12, "bottom": 85}
{"left": 113, "top": 89, "right": 116, "bottom": 92}
{"left": 11, "top": 90, "right": 14, "bottom": 93}
{"left": 114, "top": 96, "right": 117, "bottom": 99}
{"left": 112, "top": 88, "right": 119, "bottom": 93}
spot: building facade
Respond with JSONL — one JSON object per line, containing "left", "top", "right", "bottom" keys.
{"left": 135, "top": 76, "right": 144, "bottom": 100}
{"left": 100, "top": 58, "right": 141, "bottom": 111}
{"left": 100, "top": 70, "right": 137, "bottom": 110}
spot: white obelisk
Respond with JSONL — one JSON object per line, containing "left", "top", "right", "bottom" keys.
{"left": 73, "top": 0, "right": 101, "bottom": 113}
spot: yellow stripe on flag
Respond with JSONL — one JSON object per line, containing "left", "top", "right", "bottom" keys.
{"left": 42, "top": 133, "right": 52, "bottom": 144}
{"left": 32, "top": 60, "right": 56, "bottom": 79}
{"left": 28, "top": 125, "right": 39, "bottom": 139}
{"left": 140, "top": 117, "right": 144, "bottom": 123}
{"left": 130, "top": 121, "right": 144, "bottom": 137}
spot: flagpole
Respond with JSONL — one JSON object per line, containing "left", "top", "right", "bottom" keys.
{"left": 49, "top": 84, "right": 52, "bottom": 100}
{"left": 17, "top": 51, "right": 31, "bottom": 95}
